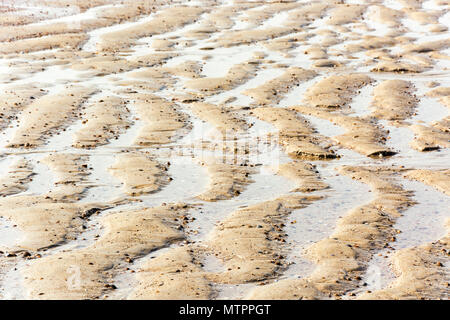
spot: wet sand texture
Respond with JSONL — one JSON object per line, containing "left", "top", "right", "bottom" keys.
{"left": 0, "top": 0, "right": 448, "bottom": 300}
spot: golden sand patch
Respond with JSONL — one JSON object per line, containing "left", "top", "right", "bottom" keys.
{"left": 109, "top": 152, "right": 168, "bottom": 196}
{"left": 22, "top": 204, "right": 191, "bottom": 299}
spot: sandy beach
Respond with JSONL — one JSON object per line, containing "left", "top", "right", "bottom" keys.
{"left": 0, "top": 0, "right": 449, "bottom": 300}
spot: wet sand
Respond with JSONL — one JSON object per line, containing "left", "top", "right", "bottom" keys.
{"left": 0, "top": 0, "right": 449, "bottom": 300}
